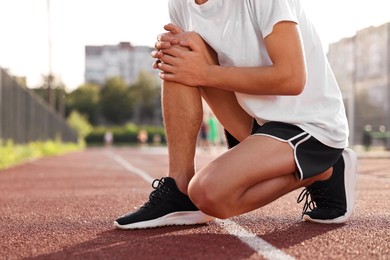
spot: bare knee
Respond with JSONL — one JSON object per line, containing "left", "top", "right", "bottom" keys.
{"left": 188, "top": 176, "right": 232, "bottom": 219}
{"left": 176, "top": 31, "right": 218, "bottom": 65}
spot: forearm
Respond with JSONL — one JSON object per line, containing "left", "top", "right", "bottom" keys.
{"left": 198, "top": 22, "right": 306, "bottom": 95}
{"left": 203, "top": 64, "right": 306, "bottom": 96}
{"left": 155, "top": 22, "right": 306, "bottom": 95}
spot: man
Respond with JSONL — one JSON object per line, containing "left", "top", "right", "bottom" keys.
{"left": 114, "top": 0, "right": 357, "bottom": 229}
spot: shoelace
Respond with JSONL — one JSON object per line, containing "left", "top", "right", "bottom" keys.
{"left": 297, "top": 188, "right": 316, "bottom": 218}
{"left": 141, "top": 178, "right": 171, "bottom": 209}
{"left": 297, "top": 187, "right": 328, "bottom": 217}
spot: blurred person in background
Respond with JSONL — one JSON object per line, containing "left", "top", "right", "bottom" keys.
{"left": 104, "top": 131, "right": 113, "bottom": 148}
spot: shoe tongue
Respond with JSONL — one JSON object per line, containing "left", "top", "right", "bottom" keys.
{"left": 162, "top": 177, "right": 177, "bottom": 188}
{"left": 161, "top": 177, "right": 187, "bottom": 196}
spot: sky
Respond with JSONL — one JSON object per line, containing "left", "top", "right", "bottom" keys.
{"left": 0, "top": 0, "right": 389, "bottom": 92}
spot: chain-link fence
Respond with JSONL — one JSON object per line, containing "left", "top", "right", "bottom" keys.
{"left": 0, "top": 68, "right": 77, "bottom": 144}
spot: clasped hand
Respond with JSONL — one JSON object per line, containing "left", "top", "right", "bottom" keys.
{"left": 151, "top": 23, "right": 212, "bottom": 87}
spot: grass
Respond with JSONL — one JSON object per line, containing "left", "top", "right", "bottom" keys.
{"left": 0, "top": 139, "right": 84, "bottom": 170}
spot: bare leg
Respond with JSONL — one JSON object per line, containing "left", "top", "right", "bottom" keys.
{"left": 188, "top": 135, "right": 332, "bottom": 219}
{"left": 161, "top": 32, "right": 325, "bottom": 219}
{"left": 200, "top": 87, "right": 252, "bottom": 142}
{"left": 162, "top": 80, "right": 203, "bottom": 194}
{"left": 162, "top": 33, "right": 252, "bottom": 194}
{"left": 196, "top": 38, "right": 253, "bottom": 142}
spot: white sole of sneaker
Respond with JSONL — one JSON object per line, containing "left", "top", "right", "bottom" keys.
{"left": 113, "top": 211, "right": 215, "bottom": 230}
{"left": 304, "top": 148, "right": 357, "bottom": 224}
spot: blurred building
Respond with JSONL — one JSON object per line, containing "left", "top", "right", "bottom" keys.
{"left": 85, "top": 42, "right": 159, "bottom": 86}
{"left": 328, "top": 22, "right": 390, "bottom": 146}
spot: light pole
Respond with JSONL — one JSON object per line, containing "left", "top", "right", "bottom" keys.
{"left": 47, "top": 0, "right": 55, "bottom": 110}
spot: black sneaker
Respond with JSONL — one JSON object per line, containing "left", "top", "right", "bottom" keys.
{"left": 297, "top": 148, "right": 357, "bottom": 224}
{"left": 114, "top": 177, "right": 215, "bottom": 229}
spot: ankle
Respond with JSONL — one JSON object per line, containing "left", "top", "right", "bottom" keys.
{"left": 168, "top": 175, "right": 192, "bottom": 195}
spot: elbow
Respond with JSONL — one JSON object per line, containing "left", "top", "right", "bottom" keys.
{"left": 281, "top": 68, "right": 306, "bottom": 96}
{"left": 290, "top": 73, "right": 306, "bottom": 95}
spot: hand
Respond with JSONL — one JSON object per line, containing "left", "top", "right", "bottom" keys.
{"left": 157, "top": 32, "right": 214, "bottom": 87}
{"left": 151, "top": 24, "right": 183, "bottom": 69}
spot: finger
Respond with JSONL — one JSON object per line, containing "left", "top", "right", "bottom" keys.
{"left": 159, "top": 71, "right": 176, "bottom": 82}
{"left": 151, "top": 50, "right": 164, "bottom": 59}
{"left": 162, "top": 44, "right": 190, "bottom": 59}
{"left": 157, "top": 34, "right": 179, "bottom": 46}
{"left": 159, "top": 54, "right": 176, "bottom": 65}
{"left": 157, "top": 62, "right": 174, "bottom": 74}
{"left": 152, "top": 59, "right": 162, "bottom": 69}
{"left": 157, "top": 33, "right": 169, "bottom": 42}
{"left": 151, "top": 50, "right": 158, "bottom": 59}
{"left": 155, "top": 41, "right": 172, "bottom": 50}
{"left": 179, "top": 39, "right": 200, "bottom": 52}
{"left": 163, "top": 23, "right": 184, "bottom": 34}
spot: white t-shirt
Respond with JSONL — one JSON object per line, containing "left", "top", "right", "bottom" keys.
{"left": 168, "top": 0, "right": 349, "bottom": 148}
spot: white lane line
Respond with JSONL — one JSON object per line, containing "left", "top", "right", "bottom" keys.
{"left": 106, "top": 150, "right": 295, "bottom": 260}
{"left": 358, "top": 173, "right": 390, "bottom": 182}
{"left": 105, "top": 151, "right": 154, "bottom": 183}
{"left": 215, "top": 219, "right": 295, "bottom": 260}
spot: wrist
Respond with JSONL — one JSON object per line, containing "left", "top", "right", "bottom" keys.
{"left": 201, "top": 64, "right": 220, "bottom": 88}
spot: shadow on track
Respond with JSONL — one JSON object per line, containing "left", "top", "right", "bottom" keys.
{"left": 30, "top": 225, "right": 257, "bottom": 260}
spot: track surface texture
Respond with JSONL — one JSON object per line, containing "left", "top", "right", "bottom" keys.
{"left": 0, "top": 147, "right": 389, "bottom": 260}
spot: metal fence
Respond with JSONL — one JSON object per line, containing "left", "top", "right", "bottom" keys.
{"left": 0, "top": 68, "right": 78, "bottom": 144}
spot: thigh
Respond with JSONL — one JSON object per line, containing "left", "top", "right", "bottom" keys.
{"left": 191, "top": 134, "right": 297, "bottom": 201}
{"left": 251, "top": 121, "right": 343, "bottom": 180}
{"left": 200, "top": 87, "right": 253, "bottom": 142}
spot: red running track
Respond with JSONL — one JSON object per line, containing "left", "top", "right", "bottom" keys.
{"left": 0, "top": 147, "right": 389, "bottom": 259}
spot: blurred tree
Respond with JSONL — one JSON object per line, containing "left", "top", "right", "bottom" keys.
{"left": 100, "top": 76, "right": 134, "bottom": 125}
{"left": 14, "top": 76, "right": 27, "bottom": 87}
{"left": 67, "top": 110, "right": 93, "bottom": 140}
{"left": 66, "top": 83, "right": 100, "bottom": 125}
{"left": 32, "top": 74, "right": 66, "bottom": 116}
{"left": 129, "top": 71, "right": 162, "bottom": 125}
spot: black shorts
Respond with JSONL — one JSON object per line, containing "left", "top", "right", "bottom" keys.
{"left": 225, "top": 121, "right": 343, "bottom": 180}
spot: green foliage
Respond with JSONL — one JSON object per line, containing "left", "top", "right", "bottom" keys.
{"left": 100, "top": 77, "right": 134, "bottom": 125}
{"left": 66, "top": 72, "right": 163, "bottom": 126}
{"left": 66, "top": 83, "right": 100, "bottom": 124}
{"left": 0, "top": 139, "right": 84, "bottom": 170}
{"left": 67, "top": 111, "right": 93, "bottom": 139}
{"left": 129, "top": 71, "right": 161, "bottom": 124}
{"left": 85, "top": 123, "right": 166, "bottom": 145}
